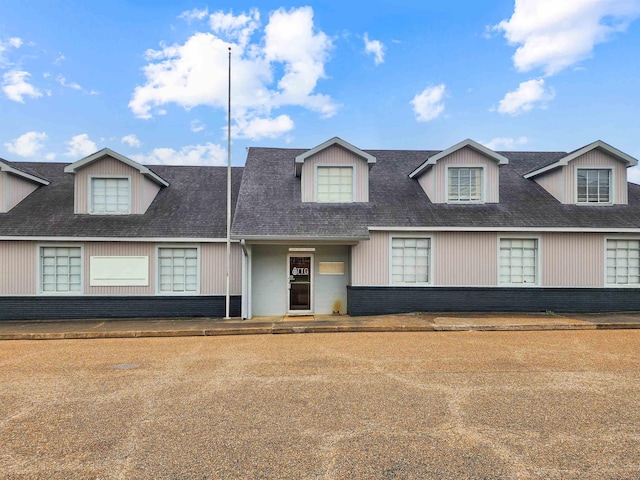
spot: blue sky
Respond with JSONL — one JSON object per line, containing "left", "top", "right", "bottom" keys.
{"left": 1, "top": 0, "right": 639, "bottom": 180}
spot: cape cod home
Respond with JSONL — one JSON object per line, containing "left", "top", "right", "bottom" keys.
{"left": 1, "top": 136, "right": 640, "bottom": 320}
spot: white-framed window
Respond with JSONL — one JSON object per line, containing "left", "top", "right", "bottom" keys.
{"left": 576, "top": 168, "right": 611, "bottom": 204}
{"left": 90, "top": 177, "right": 131, "bottom": 214}
{"left": 499, "top": 238, "right": 538, "bottom": 285}
{"left": 157, "top": 247, "right": 199, "bottom": 294}
{"left": 391, "top": 237, "right": 431, "bottom": 284}
{"left": 606, "top": 239, "right": 640, "bottom": 285}
{"left": 316, "top": 166, "right": 353, "bottom": 202}
{"left": 447, "top": 167, "right": 483, "bottom": 203}
{"left": 40, "top": 246, "right": 82, "bottom": 293}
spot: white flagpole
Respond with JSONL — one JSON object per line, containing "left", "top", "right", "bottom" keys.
{"left": 225, "top": 47, "right": 231, "bottom": 319}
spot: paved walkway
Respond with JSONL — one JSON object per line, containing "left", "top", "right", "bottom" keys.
{"left": 1, "top": 311, "right": 640, "bottom": 340}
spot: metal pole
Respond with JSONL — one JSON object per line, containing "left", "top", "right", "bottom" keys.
{"left": 225, "top": 47, "right": 231, "bottom": 319}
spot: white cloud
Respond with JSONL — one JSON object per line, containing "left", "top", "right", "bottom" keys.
{"left": 65, "top": 134, "right": 97, "bottom": 157}
{"left": 53, "top": 53, "right": 66, "bottom": 65}
{"left": 130, "top": 7, "right": 336, "bottom": 140}
{"left": 130, "top": 143, "right": 227, "bottom": 166}
{"left": 121, "top": 134, "right": 141, "bottom": 148}
{"left": 410, "top": 84, "right": 446, "bottom": 122}
{"left": 210, "top": 9, "right": 260, "bottom": 49}
{"left": 364, "top": 33, "right": 385, "bottom": 65}
{"left": 56, "top": 75, "right": 82, "bottom": 90}
{"left": 4, "top": 131, "right": 47, "bottom": 157}
{"left": 231, "top": 114, "right": 294, "bottom": 139}
{"left": 190, "top": 119, "right": 206, "bottom": 133}
{"left": 45, "top": 152, "right": 56, "bottom": 161}
{"left": 498, "top": 78, "right": 555, "bottom": 115}
{"left": 179, "top": 7, "right": 209, "bottom": 23}
{"left": 493, "top": 0, "right": 640, "bottom": 76}
{"left": 482, "top": 136, "right": 529, "bottom": 151}
{"left": 0, "top": 37, "right": 22, "bottom": 66}
{"left": 2, "top": 70, "right": 43, "bottom": 103}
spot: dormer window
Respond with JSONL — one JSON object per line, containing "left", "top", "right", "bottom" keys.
{"left": 577, "top": 168, "right": 611, "bottom": 204}
{"left": 90, "top": 177, "right": 131, "bottom": 214}
{"left": 316, "top": 166, "right": 353, "bottom": 203}
{"left": 447, "top": 167, "right": 483, "bottom": 203}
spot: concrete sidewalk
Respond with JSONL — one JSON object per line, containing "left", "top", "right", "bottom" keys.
{"left": 1, "top": 311, "right": 640, "bottom": 340}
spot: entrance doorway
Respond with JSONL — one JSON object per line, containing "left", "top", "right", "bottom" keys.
{"left": 288, "top": 254, "right": 312, "bottom": 312}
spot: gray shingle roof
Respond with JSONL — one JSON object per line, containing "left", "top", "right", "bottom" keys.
{"left": 231, "top": 147, "right": 640, "bottom": 239}
{"left": 0, "top": 162, "right": 243, "bottom": 238}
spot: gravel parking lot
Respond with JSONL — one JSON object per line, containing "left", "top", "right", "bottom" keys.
{"left": 1, "top": 330, "right": 639, "bottom": 479}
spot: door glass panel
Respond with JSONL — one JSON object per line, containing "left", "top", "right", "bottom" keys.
{"left": 289, "top": 256, "right": 311, "bottom": 310}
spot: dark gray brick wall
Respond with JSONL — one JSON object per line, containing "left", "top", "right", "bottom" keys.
{"left": 0, "top": 296, "right": 241, "bottom": 321}
{"left": 347, "top": 286, "right": 640, "bottom": 315}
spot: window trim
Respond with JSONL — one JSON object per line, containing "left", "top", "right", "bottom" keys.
{"left": 155, "top": 244, "right": 201, "bottom": 296}
{"left": 37, "top": 243, "right": 84, "bottom": 295}
{"left": 88, "top": 175, "right": 132, "bottom": 215}
{"left": 604, "top": 237, "right": 640, "bottom": 287}
{"left": 445, "top": 165, "right": 486, "bottom": 204}
{"left": 314, "top": 164, "right": 356, "bottom": 203}
{"left": 388, "top": 233, "right": 433, "bottom": 286}
{"left": 574, "top": 167, "right": 614, "bottom": 205}
{"left": 497, "top": 235, "right": 541, "bottom": 287}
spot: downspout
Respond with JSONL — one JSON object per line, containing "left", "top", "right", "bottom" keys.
{"left": 241, "top": 239, "right": 249, "bottom": 319}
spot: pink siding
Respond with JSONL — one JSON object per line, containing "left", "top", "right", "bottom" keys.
{"left": 301, "top": 144, "right": 369, "bottom": 202}
{"left": 542, "top": 233, "right": 604, "bottom": 287}
{"left": 0, "top": 241, "right": 36, "bottom": 294}
{"left": 433, "top": 232, "right": 497, "bottom": 285}
{"left": 417, "top": 147, "right": 500, "bottom": 203}
{"left": 201, "top": 243, "right": 242, "bottom": 295}
{"left": 533, "top": 168, "right": 564, "bottom": 203}
{"left": 565, "top": 150, "right": 628, "bottom": 204}
{"left": 141, "top": 177, "right": 162, "bottom": 212}
{"left": 0, "top": 172, "right": 4, "bottom": 212}
{"left": 351, "top": 231, "right": 389, "bottom": 285}
{"left": 84, "top": 242, "right": 155, "bottom": 295}
{"left": 74, "top": 156, "right": 161, "bottom": 214}
{"left": 417, "top": 169, "right": 436, "bottom": 202}
{"left": 1, "top": 172, "right": 39, "bottom": 212}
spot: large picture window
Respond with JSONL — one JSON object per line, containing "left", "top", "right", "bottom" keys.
{"left": 158, "top": 247, "right": 199, "bottom": 293}
{"left": 499, "top": 238, "right": 538, "bottom": 285}
{"left": 577, "top": 169, "right": 611, "bottom": 204}
{"left": 606, "top": 239, "right": 640, "bottom": 285}
{"left": 391, "top": 237, "right": 430, "bottom": 284}
{"left": 40, "top": 246, "right": 82, "bottom": 293}
{"left": 448, "top": 167, "right": 483, "bottom": 203}
{"left": 316, "top": 166, "right": 353, "bottom": 202}
{"left": 91, "top": 177, "right": 130, "bottom": 214}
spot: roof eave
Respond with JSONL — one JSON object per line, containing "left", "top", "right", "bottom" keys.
{"left": 524, "top": 140, "right": 639, "bottom": 179}
{"left": 0, "top": 162, "right": 50, "bottom": 185}
{"left": 63, "top": 147, "right": 169, "bottom": 187}
{"left": 294, "top": 136, "right": 376, "bottom": 177}
{"left": 409, "top": 138, "right": 509, "bottom": 179}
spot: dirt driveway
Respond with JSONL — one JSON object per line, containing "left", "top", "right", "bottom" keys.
{"left": 1, "top": 330, "right": 639, "bottom": 479}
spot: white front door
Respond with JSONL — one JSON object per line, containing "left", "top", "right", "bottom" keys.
{"left": 287, "top": 254, "right": 312, "bottom": 312}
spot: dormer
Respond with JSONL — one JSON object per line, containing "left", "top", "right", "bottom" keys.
{"left": 0, "top": 160, "right": 49, "bottom": 213}
{"left": 523, "top": 141, "right": 638, "bottom": 205}
{"left": 295, "top": 137, "right": 376, "bottom": 203}
{"left": 409, "top": 139, "right": 508, "bottom": 204}
{"left": 64, "top": 148, "right": 168, "bottom": 215}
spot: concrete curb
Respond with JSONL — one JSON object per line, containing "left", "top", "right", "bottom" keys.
{"left": 1, "top": 320, "right": 640, "bottom": 340}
